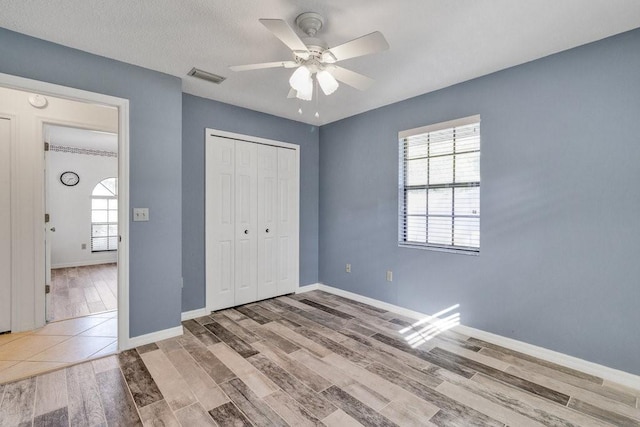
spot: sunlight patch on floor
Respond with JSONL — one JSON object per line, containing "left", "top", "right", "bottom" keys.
{"left": 399, "top": 304, "right": 460, "bottom": 348}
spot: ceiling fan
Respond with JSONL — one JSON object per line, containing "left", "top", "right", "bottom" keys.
{"left": 230, "top": 12, "right": 389, "bottom": 101}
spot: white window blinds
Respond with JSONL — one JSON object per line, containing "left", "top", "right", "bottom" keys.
{"left": 398, "top": 115, "right": 480, "bottom": 253}
{"left": 91, "top": 177, "right": 118, "bottom": 252}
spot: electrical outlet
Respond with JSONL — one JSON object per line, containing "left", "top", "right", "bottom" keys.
{"left": 133, "top": 208, "right": 149, "bottom": 222}
{"left": 386, "top": 270, "right": 393, "bottom": 282}
{"left": 81, "top": 243, "right": 87, "bottom": 250}
{"left": 346, "top": 263, "right": 351, "bottom": 273}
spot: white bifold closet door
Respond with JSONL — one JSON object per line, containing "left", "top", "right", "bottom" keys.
{"left": 206, "top": 133, "right": 299, "bottom": 312}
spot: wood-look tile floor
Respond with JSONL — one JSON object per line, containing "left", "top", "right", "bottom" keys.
{"left": 49, "top": 263, "right": 117, "bottom": 323}
{"left": 1, "top": 290, "right": 639, "bottom": 426}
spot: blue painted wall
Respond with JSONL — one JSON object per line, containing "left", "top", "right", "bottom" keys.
{"left": 181, "top": 94, "right": 319, "bottom": 312}
{"left": 0, "top": 28, "right": 183, "bottom": 338}
{"left": 318, "top": 29, "right": 640, "bottom": 374}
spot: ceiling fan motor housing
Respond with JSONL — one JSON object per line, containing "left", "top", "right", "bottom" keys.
{"left": 294, "top": 38, "right": 329, "bottom": 63}
{"left": 295, "top": 12, "right": 324, "bottom": 37}
{"left": 293, "top": 13, "right": 331, "bottom": 66}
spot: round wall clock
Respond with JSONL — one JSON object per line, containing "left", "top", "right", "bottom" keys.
{"left": 60, "top": 171, "right": 80, "bottom": 187}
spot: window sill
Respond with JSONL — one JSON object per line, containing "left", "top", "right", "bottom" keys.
{"left": 398, "top": 243, "right": 479, "bottom": 256}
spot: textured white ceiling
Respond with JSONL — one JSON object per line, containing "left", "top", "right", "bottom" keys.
{"left": 1, "top": 1, "right": 639, "bottom": 125}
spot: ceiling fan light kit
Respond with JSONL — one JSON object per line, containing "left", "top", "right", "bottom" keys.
{"left": 316, "top": 70, "right": 339, "bottom": 95}
{"left": 230, "top": 11, "right": 389, "bottom": 108}
{"left": 295, "top": 84, "right": 313, "bottom": 101}
{"left": 289, "top": 66, "right": 312, "bottom": 93}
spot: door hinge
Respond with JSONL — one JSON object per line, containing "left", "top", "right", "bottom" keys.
{"left": 44, "top": 142, "right": 49, "bottom": 151}
{"left": 45, "top": 285, "right": 51, "bottom": 294}
{"left": 45, "top": 213, "right": 50, "bottom": 223}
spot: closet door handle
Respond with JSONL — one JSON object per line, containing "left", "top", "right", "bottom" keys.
{"left": 244, "top": 229, "right": 249, "bottom": 234}
{"left": 265, "top": 228, "right": 269, "bottom": 233}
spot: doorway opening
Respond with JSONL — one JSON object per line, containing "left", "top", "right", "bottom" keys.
{"left": 0, "top": 73, "right": 130, "bottom": 384}
{"left": 44, "top": 125, "right": 119, "bottom": 324}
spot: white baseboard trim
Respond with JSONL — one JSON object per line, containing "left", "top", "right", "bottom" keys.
{"left": 453, "top": 324, "right": 640, "bottom": 390}
{"left": 316, "top": 283, "right": 640, "bottom": 390}
{"left": 181, "top": 308, "right": 209, "bottom": 321}
{"left": 52, "top": 259, "right": 117, "bottom": 269}
{"left": 316, "top": 284, "right": 427, "bottom": 319}
{"left": 123, "top": 325, "right": 183, "bottom": 350}
{"left": 296, "top": 283, "right": 321, "bottom": 294}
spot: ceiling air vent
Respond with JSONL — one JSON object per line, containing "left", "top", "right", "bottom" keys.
{"left": 188, "top": 67, "right": 226, "bottom": 84}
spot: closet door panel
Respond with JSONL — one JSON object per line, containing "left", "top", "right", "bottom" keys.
{"left": 277, "top": 148, "right": 299, "bottom": 294}
{"left": 257, "top": 145, "right": 278, "bottom": 300}
{"left": 234, "top": 140, "right": 258, "bottom": 305}
{"left": 206, "top": 137, "right": 236, "bottom": 311}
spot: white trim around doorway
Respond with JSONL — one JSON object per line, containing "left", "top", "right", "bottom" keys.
{"left": 0, "top": 72, "right": 131, "bottom": 352}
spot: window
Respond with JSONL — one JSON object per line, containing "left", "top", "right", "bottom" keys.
{"left": 399, "top": 115, "right": 480, "bottom": 253}
{"left": 91, "top": 177, "right": 118, "bottom": 252}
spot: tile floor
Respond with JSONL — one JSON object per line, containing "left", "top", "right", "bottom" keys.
{"left": 49, "top": 263, "right": 117, "bottom": 322}
{"left": 1, "top": 291, "right": 638, "bottom": 426}
{"left": 0, "top": 310, "right": 117, "bottom": 384}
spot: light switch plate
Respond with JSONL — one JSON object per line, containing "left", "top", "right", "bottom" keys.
{"left": 133, "top": 208, "right": 149, "bottom": 222}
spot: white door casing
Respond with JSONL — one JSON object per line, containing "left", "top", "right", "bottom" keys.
{"left": 0, "top": 117, "right": 11, "bottom": 332}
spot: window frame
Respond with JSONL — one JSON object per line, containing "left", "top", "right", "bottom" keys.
{"left": 91, "top": 177, "right": 118, "bottom": 253}
{"left": 398, "top": 115, "right": 481, "bottom": 254}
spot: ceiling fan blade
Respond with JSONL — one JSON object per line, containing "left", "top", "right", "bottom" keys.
{"left": 327, "top": 66, "right": 374, "bottom": 91}
{"left": 229, "top": 61, "right": 298, "bottom": 72}
{"left": 327, "top": 31, "right": 389, "bottom": 62}
{"left": 259, "top": 19, "right": 309, "bottom": 53}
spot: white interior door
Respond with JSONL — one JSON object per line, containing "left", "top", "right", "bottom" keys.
{"left": 205, "top": 136, "right": 236, "bottom": 311}
{"left": 43, "top": 128, "right": 52, "bottom": 322}
{"left": 277, "top": 147, "right": 299, "bottom": 295}
{"left": 257, "top": 144, "right": 278, "bottom": 300}
{"left": 234, "top": 140, "right": 258, "bottom": 306}
{"left": 0, "top": 118, "right": 11, "bottom": 332}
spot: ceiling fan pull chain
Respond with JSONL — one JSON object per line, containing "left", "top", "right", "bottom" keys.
{"left": 314, "top": 78, "right": 320, "bottom": 119}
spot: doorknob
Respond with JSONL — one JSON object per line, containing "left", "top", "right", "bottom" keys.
{"left": 244, "top": 229, "right": 249, "bottom": 234}
{"left": 265, "top": 229, "right": 269, "bottom": 233}
{"left": 50, "top": 227, "right": 56, "bottom": 232}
